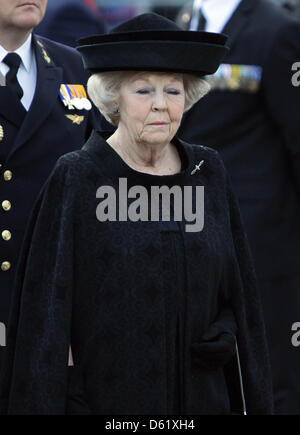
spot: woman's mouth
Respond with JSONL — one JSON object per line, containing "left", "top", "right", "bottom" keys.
{"left": 19, "top": 2, "right": 38, "bottom": 8}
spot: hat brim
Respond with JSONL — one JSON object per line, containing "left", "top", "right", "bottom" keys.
{"left": 77, "top": 31, "right": 229, "bottom": 77}
{"left": 78, "top": 30, "right": 228, "bottom": 46}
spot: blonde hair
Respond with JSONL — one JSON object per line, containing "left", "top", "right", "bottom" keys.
{"left": 87, "top": 70, "right": 210, "bottom": 126}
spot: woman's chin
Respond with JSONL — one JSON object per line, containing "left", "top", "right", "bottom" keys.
{"left": 141, "top": 131, "right": 175, "bottom": 145}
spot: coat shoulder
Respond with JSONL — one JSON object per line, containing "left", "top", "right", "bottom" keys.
{"left": 180, "top": 138, "right": 227, "bottom": 175}
{"left": 255, "top": 0, "right": 300, "bottom": 38}
{"left": 56, "top": 149, "right": 94, "bottom": 174}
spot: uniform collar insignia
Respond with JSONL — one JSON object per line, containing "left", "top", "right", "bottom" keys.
{"left": 37, "top": 40, "right": 51, "bottom": 64}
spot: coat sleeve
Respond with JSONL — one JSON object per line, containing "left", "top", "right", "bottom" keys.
{"left": 262, "top": 20, "right": 300, "bottom": 194}
{"left": 0, "top": 159, "right": 75, "bottom": 415}
{"left": 225, "top": 172, "right": 274, "bottom": 415}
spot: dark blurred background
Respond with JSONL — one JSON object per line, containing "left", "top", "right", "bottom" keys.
{"left": 35, "top": 0, "right": 300, "bottom": 47}
{"left": 95, "top": 0, "right": 300, "bottom": 24}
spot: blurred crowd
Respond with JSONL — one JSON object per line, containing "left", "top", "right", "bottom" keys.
{"left": 34, "top": 0, "right": 300, "bottom": 47}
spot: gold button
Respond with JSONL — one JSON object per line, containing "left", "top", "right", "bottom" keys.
{"left": 3, "top": 170, "right": 12, "bottom": 181}
{"left": 2, "top": 200, "right": 11, "bottom": 211}
{"left": 2, "top": 230, "right": 11, "bottom": 241}
{"left": 1, "top": 261, "right": 11, "bottom": 271}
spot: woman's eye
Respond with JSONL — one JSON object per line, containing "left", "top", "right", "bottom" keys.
{"left": 166, "top": 89, "right": 181, "bottom": 95}
{"left": 136, "top": 89, "right": 151, "bottom": 94}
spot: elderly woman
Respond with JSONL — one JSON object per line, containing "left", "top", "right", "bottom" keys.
{"left": 0, "top": 13, "right": 273, "bottom": 415}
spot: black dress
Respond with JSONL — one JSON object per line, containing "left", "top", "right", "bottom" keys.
{"left": 0, "top": 131, "right": 274, "bottom": 414}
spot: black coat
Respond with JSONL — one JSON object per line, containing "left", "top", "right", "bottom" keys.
{"left": 179, "top": 0, "right": 300, "bottom": 414}
{"left": 0, "top": 132, "right": 273, "bottom": 414}
{"left": 0, "top": 35, "right": 101, "bottom": 367}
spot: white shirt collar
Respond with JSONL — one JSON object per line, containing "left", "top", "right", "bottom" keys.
{"left": 0, "top": 33, "right": 34, "bottom": 73}
{"left": 201, "top": 0, "right": 243, "bottom": 33}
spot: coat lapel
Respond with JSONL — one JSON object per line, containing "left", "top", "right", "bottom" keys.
{"left": 221, "top": 0, "right": 257, "bottom": 51}
{"left": 8, "top": 35, "right": 63, "bottom": 158}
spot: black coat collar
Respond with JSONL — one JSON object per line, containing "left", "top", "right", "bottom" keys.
{"left": 82, "top": 130, "right": 207, "bottom": 185}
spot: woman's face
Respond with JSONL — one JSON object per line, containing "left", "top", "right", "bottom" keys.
{"left": 117, "top": 72, "right": 185, "bottom": 146}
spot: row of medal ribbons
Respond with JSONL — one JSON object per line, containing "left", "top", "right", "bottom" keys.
{"left": 205, "top": 63, "right": 263, "bottom": 92}
{"left": 59, "top": 84, "right": 92, "bottom": 110}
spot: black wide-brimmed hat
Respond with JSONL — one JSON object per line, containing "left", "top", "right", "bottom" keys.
{"left": 77, "top": 13, "right": 229, "bottom": 77}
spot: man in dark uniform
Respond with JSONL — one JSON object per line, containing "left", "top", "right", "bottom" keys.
{"left": 178, "top": 0, "right": 300, "bottom": 414}
{"left": 0, "top": 0, "right": 100, "bottom": 369}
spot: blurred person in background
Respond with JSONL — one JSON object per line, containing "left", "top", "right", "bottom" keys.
{"left": 35, "top": 0, "right": 106, "bottom": 47}
{"left": 94, "top": 0, "right": 138, "bottom": 31}
{"left": 177, "top": 0, "right": 300, "bottom": 414}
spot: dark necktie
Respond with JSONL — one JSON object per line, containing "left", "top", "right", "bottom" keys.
{"left": 3, "top": 53, "right": 24, "bottom": 100}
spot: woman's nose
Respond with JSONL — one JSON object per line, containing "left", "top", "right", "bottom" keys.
{"left": 152, "top": 92, "right": 167, "bottom": 110}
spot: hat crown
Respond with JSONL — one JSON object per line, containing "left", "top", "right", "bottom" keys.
{"left": 77, "top": 13, "right": 229, "bottom": 78}
{"left": 110, "top": 13, "right": 181, "bottom": 34}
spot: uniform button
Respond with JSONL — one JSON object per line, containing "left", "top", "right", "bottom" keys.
{"left": 2, "top": 230, "right": 11, "bottom": 241}
{"left": 1, "top": 261, "right": 11, "bottom": 271}
{"left": 2, "top": 200, "right": 11, "bottom": 211}
{"left": 3, "top": 170, "right": 12, "bottom": 181}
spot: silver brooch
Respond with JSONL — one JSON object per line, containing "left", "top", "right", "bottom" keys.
{"left": 191, "top": 160, "right": 204, "bottom": 175}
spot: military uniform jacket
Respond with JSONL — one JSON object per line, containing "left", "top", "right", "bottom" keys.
{"left": 0, "top": 132, "right": 274, "bottom": 414}
{"left": 178, "top": 0, "right": 300, "bottom": 414}
{"left": 0, "top": 34, "right": 100, "bottom": 358}
{"left": 180, "top": 0, "right": 300, "bottom": 278}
